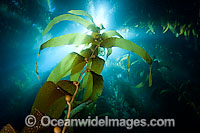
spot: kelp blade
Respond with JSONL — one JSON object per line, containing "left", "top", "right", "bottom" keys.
{"left": 39, "top": 33, "right": 93, "bottom": 53}
{"left": 101, "top": 38, "right": 152, "bottom": 87}
{"left": 31, "top": 81, "right": 65, "bottom": 115}
{"left": 127, "top": 51, "right": 130, "bottom": 69}
{"left": 82, "top": 71, "right": 103, "bottom": 102}
{"left": 32, "top": 80, "right": 76, "bottom": 119}
{"left": 81, "top": 72, "right": 89, "bottom": 90}
{"left": 88, "top": 71, "right": 103, "bottom": 101}
{"left": 70, "top": 62, "right": 86, "bottom": 81}
{"left": 134, "top": 82, "right": 145, "bottom": 88}
{"left": 57, "top": 80, "right": 76, "bottom": 95}
{"left": 46, "top": 96, "right": 66, "bottom": 119}
{"left": 63, "top": 53, "right": 85, "bottom": 78}
{"left": 101, "top": 30, "right": 123, "bottom": 40}
{"left": 80, "top": 48, "right": 93, "bottom": 58}
{"left": 68, "top": 10, "right": 94, "bottom": 23}
{"left": 101, "top": 38, "right": 152, "bottom": 65}
{"left": 42, "top": 14, "right": 98, "bottom": 36}
{"left": 91, "top": 57, "right": 105, "bottom": 75}
{"left": 83, "top": 72, "right": 93, "bottom": 101}
{"left": 163, "top": 24, "right": 169, "bottom": 33}
{"left": 47, "top": 53, "right": 78, "bottom": 83}
{"left": 149, "top": 65, "right": 152, "bottom": 87}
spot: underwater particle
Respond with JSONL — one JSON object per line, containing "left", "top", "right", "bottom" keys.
{"left": 54, "top": 126, "right": 61, "bottom": 133}
{"left": 117, "top": 73, "right": 122, "bottom": 78}
{"left": 65, "top": 95, "right": 71, "bottom": 102}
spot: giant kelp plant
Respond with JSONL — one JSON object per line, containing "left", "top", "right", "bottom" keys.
{"left": 1, "top": 10, "right": 152, "bottom": 133}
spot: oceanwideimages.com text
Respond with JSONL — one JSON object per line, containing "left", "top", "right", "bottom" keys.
{"left": 25, "top": 115, "right": 175, "bottom": 129}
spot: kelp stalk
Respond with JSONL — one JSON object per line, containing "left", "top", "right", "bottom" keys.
{"left": 62, "top": 45, "right": 99, "bottom": 133}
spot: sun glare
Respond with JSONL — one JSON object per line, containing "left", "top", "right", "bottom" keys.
{"left": 89, "top": 3, "right": 110, "bottom": 29}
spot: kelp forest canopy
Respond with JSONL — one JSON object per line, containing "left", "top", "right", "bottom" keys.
{"left": 0, "top": 0, "right": 199, "bottom": 40}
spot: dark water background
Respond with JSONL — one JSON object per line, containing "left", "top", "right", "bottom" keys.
{"left": 0, "top": 0, "right": 200, "bottom": 132}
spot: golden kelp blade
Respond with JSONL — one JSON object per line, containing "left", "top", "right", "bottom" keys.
{"left": 162, "top": 25, "right": 165, "bottom": 30}
{"left": 31, "top": 80, "right": 76, "bottom": 119}
{"left": 81, "top": 72, "right": 89, "bottom": 90}
{"left": 57, "top": 80, "right": 77, "bottom": 95}
{"left": 127, "top": 51, "right": 130, "bottom": 69}
{"left": 68, "top": 10, "right": 94, "bottom": 24}
{"left": 101, "top": 37, "right": 152, "bottom": 87}
{"left": 169, "top": 25, "right": 177, "bottom": 34}
{"left": 83, "top": 71, "right": 93, "bottom": 101}
{"left": 31, "top": 81, "right": 65, "bottom": 115}
{"left": 82, "top": 71, "right": 103, "bottom": 102}
{"left": 102, "top": 30, "right": 123, "bottom": 40}
{"left": 163, "top": 23, "right": 169, "bottom": 33}
{"left": 70, "top": 62, "right": 86, "bottom": 81}
{"left": 149, "top": 65, "right": 152, "bottom": 87}
{"left": 88, "top": 71, "right": 103, "bottom": 101}
{"left": 47, "top": 53, "right": 78, "bottom": 83}
{"left": 46, "top": 96, "right": 66, "bottom": 119}
{"left": 101, "top": 38, "right": 152, "bottom": 65}
{"left": 80, "top": 48, "right": 93, "bottom": 58}
{"left": 91, "top": 57, "right": 105, "bottom": 75}
{"left": 39, "top": 33, "right": 93, "bottom": 54}
{"left": 42, "top": 14, "right": 98, "bottom": 36}
{"left": 134, "top": 82, "right": 144, "bottom": 88}
{"left": 39, "top": 12, "right": 95, "bottom": 80}
{"left": 179, "top": 24, "right": 186, "bottom": 35}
